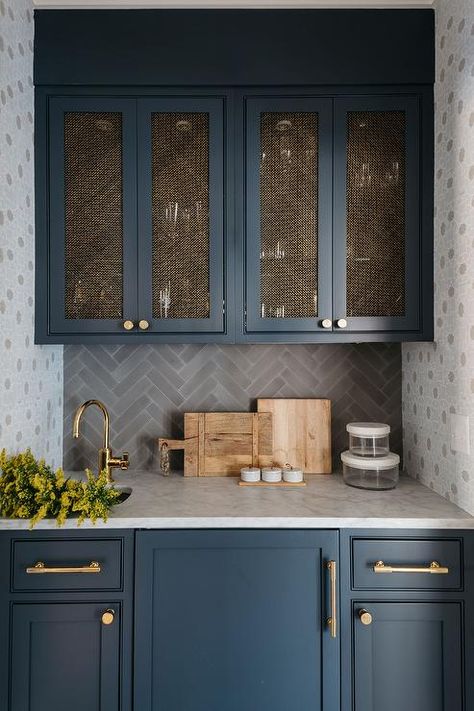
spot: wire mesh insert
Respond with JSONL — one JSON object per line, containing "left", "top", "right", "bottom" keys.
{"left": 151, "top": 112, "right": 210, "bottom": 320}
{"left": 346, "top": 110, "right": 406, "bottom": 318}
{"left": 259, "top": 112, "right": 319, "bottom": 319}
{"left": 64, "top": 111, "right": 124, "bottom": 320}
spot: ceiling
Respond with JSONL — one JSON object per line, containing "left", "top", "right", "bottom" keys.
{"left": 33, "top": 0, "right": 435, "bottom": 7}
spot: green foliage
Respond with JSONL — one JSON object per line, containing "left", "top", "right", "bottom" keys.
{"left": 0, "top": 449, "right": 121, "bottom": 528}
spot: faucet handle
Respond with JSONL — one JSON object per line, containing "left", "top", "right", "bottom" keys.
{"left": 121, "top": 452, "right": 129, "bottom": 470}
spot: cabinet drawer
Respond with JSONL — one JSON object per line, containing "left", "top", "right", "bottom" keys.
{"left": 12, "top": 538, "right": 123, "bottom": 592}
{"left": 352, "top": 538, "right": 462, "bottom": 590}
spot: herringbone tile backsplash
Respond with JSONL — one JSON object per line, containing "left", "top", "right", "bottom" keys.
{"left": 63, "top": 344, "right": 402, "bottom": 472}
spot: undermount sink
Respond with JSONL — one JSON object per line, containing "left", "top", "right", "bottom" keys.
{"left": 113, "top": 486, "right": 132, "bottom": 505}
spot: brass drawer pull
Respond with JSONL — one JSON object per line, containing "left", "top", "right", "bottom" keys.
{"left": 26, "top": 561, "right": 101, "bottom": 574}
{"left": 373, "top": 560, "right": 449, "bottom": 575}
{"left": 326, "top": 560, "right": 337, "bottom": 639}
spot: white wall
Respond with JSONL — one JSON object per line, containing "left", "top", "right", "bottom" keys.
{"left": 0, "top": 0, "right": 63, "bottom": 467}
{"left": 403, "top": 0, "right": 474, "bottom": 511}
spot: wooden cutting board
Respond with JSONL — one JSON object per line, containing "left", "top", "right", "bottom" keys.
{"left": 257, "top": 399, "right": 331, "bottom": 474}
{"left": 158, "top": 412, "right": 273, "bottom": 477}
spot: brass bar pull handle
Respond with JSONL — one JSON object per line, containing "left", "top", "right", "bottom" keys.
{"left": 26, "top": 561, "right": 101, "bottom": 574}
{"left": 373, "top": 560, "right": 449, "bottom": 575}
{"left": 326, "top": 560, "right": 337, "bottom": 639}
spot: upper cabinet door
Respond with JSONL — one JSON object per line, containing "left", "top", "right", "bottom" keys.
{"left": 333, "top": 96, "right": 420, "bottom": 333}
{"left": 137, "top": 97, "right": 227, "bottom": 335}
{"left": 244, "top": 97, "right": 333, "bottom": 335}
{"left": 48, "top": 97, "right": 138, "bottom": 335}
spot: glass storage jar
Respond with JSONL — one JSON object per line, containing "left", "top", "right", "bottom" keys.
{"left": 341, "top": 451, "right": 400, "bottom": 490}
{"left": 346, "top": 422, "right": 390, "bottom": 457}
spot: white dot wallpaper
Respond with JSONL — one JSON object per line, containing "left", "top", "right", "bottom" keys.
{"left": 0, "top": 0, "right": 63, "bottom": 468}
{"left": 403, "top": 0, "right": 474, "bottom": 512}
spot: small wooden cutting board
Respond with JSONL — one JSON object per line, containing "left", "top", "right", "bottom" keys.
{"left": 158, "top": 412, "right": 273, "bottom": 477}
{"left": 257, "top": 398, "right": 331, "bottom": 474}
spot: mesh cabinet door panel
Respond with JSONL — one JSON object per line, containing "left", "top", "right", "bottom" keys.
{"left": 333, "top": 95, "right": 420, "bottom": 334}
{"left": 259, "top": 112, "right": 319, "bottom": 320}
{"left": 244, "top": 96, "right": 333, "bottom": 335}
{"left": 151, "top": 112, "right": 210, "bottom": 320}
{"left": 346, "top": 110, "right": 406, "bottom": 318}
{"left": 64, "top": 111, "right": 124, "bottom": 320}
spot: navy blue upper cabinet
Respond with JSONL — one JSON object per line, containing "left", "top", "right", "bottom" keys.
{"left": 36, "top": 87, "right": 432, "bottom": 344}
{"left": 333, "top": 95, "right": 422, "bottom": 335}
{"left": 242, "top": 96, "right": 333, "bottom": 336}
{"left": 35, "top": 9, "right": 434, "bottom": 344}
{"left": 239, "top": 89, "right": 433, "bottom": 343}
{"left": 45, "top": 97, "right": 139, "bottom": 337}
{"left": 136, "top": 97, "right": 227, "bottom": 336}
{"left": 134, "top": 530, "right": 340, "bottom": 711}
{"left": 36, "top": 91, "right": 232, "bottom": 344}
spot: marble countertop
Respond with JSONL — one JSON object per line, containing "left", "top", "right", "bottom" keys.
{"left": 0, "top": 470, "right": 473, "bottom": 530}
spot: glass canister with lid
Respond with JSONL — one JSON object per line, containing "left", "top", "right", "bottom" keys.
{"left": 341, "top": 450, "right": 400, "bottom": 490}
{"left": 346, "top": 422, "right": 390, "bottom": 457}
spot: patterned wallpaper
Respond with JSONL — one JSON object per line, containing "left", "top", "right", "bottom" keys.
{"left": 403, "top": 0, "right": 474, "bottom": 512}
{"left": 0, "top": 0, "right": 63, "bottom": 467}
{"left": 63, "top": 343, "right": 402, "bottom": 472}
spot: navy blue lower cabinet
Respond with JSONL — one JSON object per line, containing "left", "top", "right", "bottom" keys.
{"left": 353, "top": 601, "right": 462, "bottom": 711}
{"left": 1, "top": 530, "right": 134, "bottom": 711}
{"left": 134, "top": 529, "right": 340, "bottom": 711}
{"left": 10, "top": 602, "right": 121, "bottom": 711}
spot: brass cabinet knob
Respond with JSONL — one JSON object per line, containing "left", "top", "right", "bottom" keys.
{"left": 138, "top": 319, "right": 150, "bottom": 331}
{"left": 336, "top": 318, "right": 348, "bottom": 329}
{"left": 321, "top": 318, "right": 332, "bottom": 329}
{"left": 101, "top": 609, "right": 115, "bottom": 626}
{"left": 123, "top": 320, "right": 135, "bottom": 331}
{"left": 359, "top": 609, "right": 373, "bottom": 626}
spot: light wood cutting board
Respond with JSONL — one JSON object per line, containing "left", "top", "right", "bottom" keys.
{"left": 257, "top": 399, "right": 332, "bottom": 474}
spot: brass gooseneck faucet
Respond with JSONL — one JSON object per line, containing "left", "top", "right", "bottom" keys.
{"left": 72, "top": 400, "right": 129, "bottom": 482}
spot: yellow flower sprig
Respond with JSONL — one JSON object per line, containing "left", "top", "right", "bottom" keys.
{"left": 0, "top": 449, "right": 121, "bottom": 528}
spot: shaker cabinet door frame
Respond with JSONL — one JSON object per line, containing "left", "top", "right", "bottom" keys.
{"left": 137, "top": 96, "right": 227, "bottom": 335}
{"left": 353, "top": 601, "right": 463, "bottom": 711}
{"left": 47, "top": 97, "right": 138, "bottom": 335}
{"left": 10, "top": 602, "right": 122, "bottom": 711}
{"left": 134, "top": 529, "right": 340, "bottom": 711}
{"left": 243, "top": 96, "right": 333, "bottom": 334}
{"left": 333, "top": 95, "right": 421, "bottom": 333}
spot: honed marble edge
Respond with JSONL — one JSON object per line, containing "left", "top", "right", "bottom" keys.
{"left": 1, "top": 516, "right": 474, "bottom": 530}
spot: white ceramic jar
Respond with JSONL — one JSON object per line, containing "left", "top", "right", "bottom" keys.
{"left": 262, "top": 467, "right": 282, "bottom": 483}
{"left": 347, "top": 422, "right": 390, "bottom": 457}
{"left": 283, "top": 467, "right": 304, "bottom": 483}
{"left": 240, "top": 467, "right": 261, "bottom": 483}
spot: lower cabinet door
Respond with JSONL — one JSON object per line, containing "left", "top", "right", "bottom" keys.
{"left": 353, "top": 602, "right": 462, "bottom": 711}
{"left": 135, "top": 530, "right": 339, "bottom": 711}
{"left": 10, "top": 603, "right": 121, "bottom": 711}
